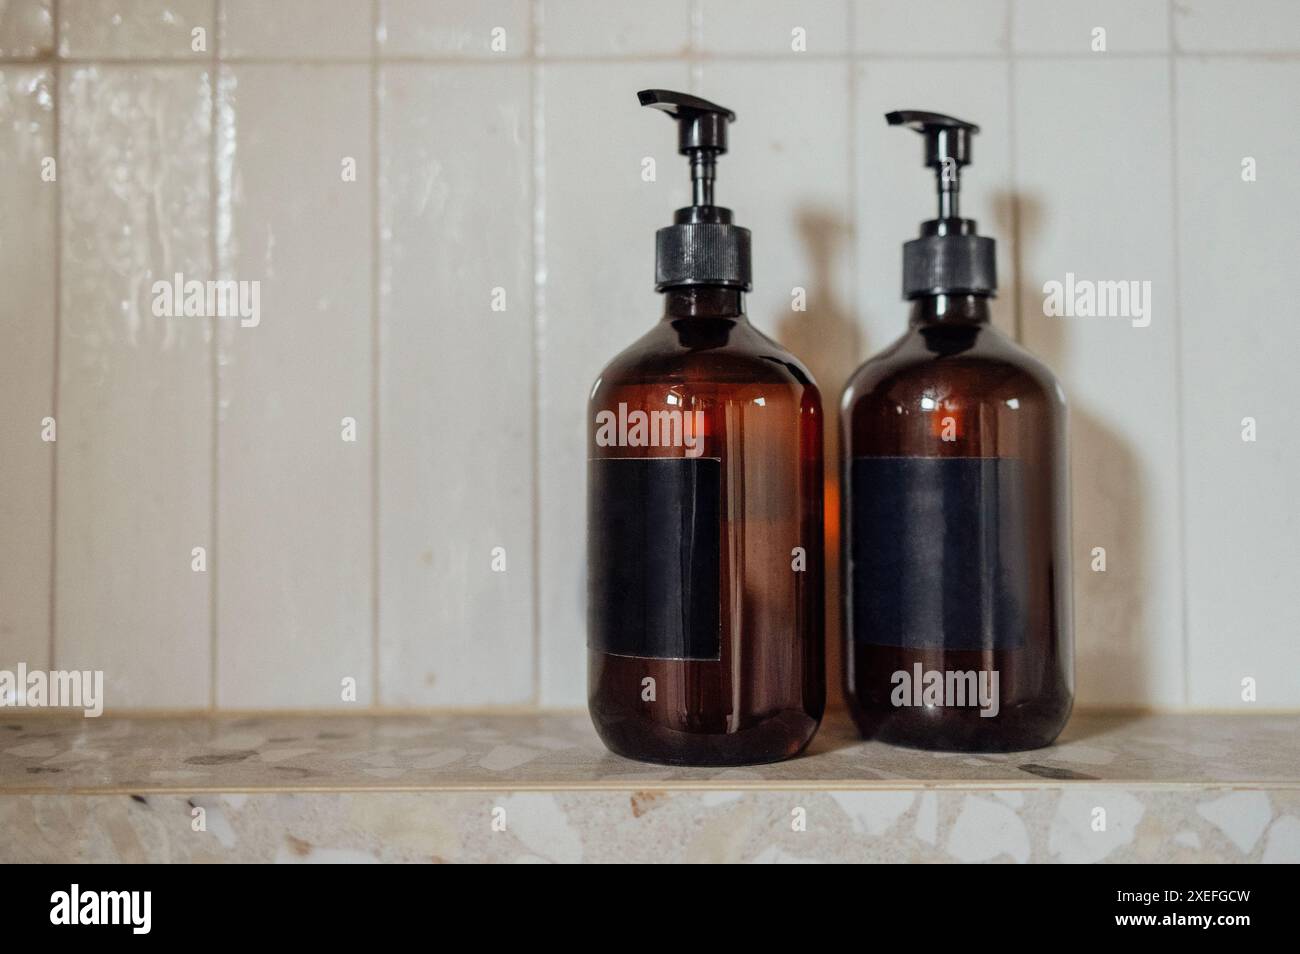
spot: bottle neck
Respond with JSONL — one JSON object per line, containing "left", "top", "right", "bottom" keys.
{"left": 662, "top": 285, "right": 746, "bottom": 319}
{"left": 908, "top": 293, "right": 991, "bottom": 326}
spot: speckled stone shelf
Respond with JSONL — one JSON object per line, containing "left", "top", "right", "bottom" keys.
{"left": 2, "top": 712, "right": 1297, "bottom": 863}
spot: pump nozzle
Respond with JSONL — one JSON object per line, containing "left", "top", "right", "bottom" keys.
{"left": 886, "top": 108, "right": 996, "bottom": 300}
{"left": 638, "top": 89, "right": 751, "bottom": 292}
{"left": 886, "top": 110, "right": 978, "bottom": 220}
{"left": 639, "top": 89, "right": 735, "bottom": 207}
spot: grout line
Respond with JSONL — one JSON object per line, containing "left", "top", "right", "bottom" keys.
{"left": 528, "top": 0, "right": 545, "bottom": 705}
{"left": 1167, "top": 1, "right": 1191, "bottom": 708}
{"left": 370, "top": 0, "right": 382, "bottom": 706}
{"left": 47, "top": 0, "right": 61, "bottom": 673}
{"left": 12, "top": 49, "right": 1300, "bottom": 67}
{"left": 208, "top": 0, "right": 221, "bottom": 711}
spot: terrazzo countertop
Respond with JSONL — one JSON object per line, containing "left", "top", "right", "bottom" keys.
{"left": 2, "top": 712, "right": 1297, "bottom": 863}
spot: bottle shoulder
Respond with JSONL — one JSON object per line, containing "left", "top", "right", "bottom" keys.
{"left": 594, "top": 317, "right": 820, "bottom": 397}
{"left": 842, "top": 323, "right": 1065, "bottom": 414}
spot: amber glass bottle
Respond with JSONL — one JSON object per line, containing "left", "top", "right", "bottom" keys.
{"left": 842, "top": 293, "right": 1071, "bottom": 750}
{"left": 841, "top": 111, "right": 1072, "bottom": 751}
{"left": 587, "top": 91, "right": 824, "bottom": 765}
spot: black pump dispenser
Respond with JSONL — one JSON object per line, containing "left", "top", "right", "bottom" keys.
{"left": 639, "top": 89, "right": 752, "bottom": 292}
{"left": 887, "top": 109, "right": 996, "bottom": 300}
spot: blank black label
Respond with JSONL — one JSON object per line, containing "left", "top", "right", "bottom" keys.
{"left": 850, "top": 456, "right": 1028, "bottom": 651}
{"left": 588, "top": 457, "right": 721, "bottom": 660}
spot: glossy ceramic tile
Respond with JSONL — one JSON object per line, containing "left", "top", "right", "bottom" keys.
{"left": 853, "top": 0, "right": 1009, "bottom": 54}
{"left": 0, "top": 0, "right": 53, "bottom": 57}
{"left": 56, "top": 65, "right": 212, "bottom": 707}
{"left": 697, "top": 61, "right": 854, "bottom": 354}
{"left": 697, "top": 0, "right": 851, "bottom": 56}
{"left": 0, "top": 66, "right": 54, "bottom": 676}
{"left": 1013, "top": 58, "right": 1182, "bottom": 707}
{"left": 59, "top": 0, "right": 214, "bottom": 59}
{"left": 537, "top": 60, "right": 690, "bottom": 705}
{"left": 378, "top": 0, "right": 531, "bottom": 58}
{"left": 0, "top": 0, "right": 1298, "bottom": 718}
{"left": 1176, "top": 59, "right": 1300, "bottom": 708}
{"left": 214, "top": 65, "right": 373, "bottom": 708}
{"left": 219, "top": 0, "right": 372, "bottom": 59}
{"left": 1011, "top": 0, "right": 1169, "bottom": 54}
{"left": 1174, "top": 0, "right": 1300, "bottom": 52}
{"left": 539, "top": 0, "right": 691, "bottom": 57}
{"left": 378, "top": 64, "right": 534, "bottom": 706}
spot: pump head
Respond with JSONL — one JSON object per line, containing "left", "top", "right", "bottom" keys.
{"left": 886, "top": 109, "right": 997, "bottom": 300}
{"left": 887, "top": 110, "right": 978, "bottom": 219}
{"left": 639, "top": 89, "right": 734, "bottom": 206}
{"left": 638, "top": 89, "right": 752, "bottom": 292}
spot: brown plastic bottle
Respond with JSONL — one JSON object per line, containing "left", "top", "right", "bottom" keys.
{"left": 587, "top": 91, "right": 824, "bottom": 766}
{"left": 841, "top": 111, "right": 1072, "bottom": 752}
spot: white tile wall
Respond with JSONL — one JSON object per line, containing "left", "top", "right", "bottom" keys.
{"left": 220, "top": 0, "right": 371, "bottom": 59}
{"left": 214, "top": 65, "right": 373, "bottom": 708}
{"left": 378, "top": 63, "right": 534, "bottom": 706}
{"left": 854, "top": 0, "right": 1008, "bottom": 54}
{"left": 0, "top": 66, "right": 54, "bottom": 677}
{"left": 55, "top": 64, "right": 213, "bottom": 707}
{"left": 2, "top": 0, "right": 1298, "bottom": 711}
{"left": 540, "top": 0, "right": 691, "bottom": 57}
{"left": 1174, "top": 0, "right": 1300, "bottom": 52}
{"left": 1014, "top": 57, "right": 1183, "bottom": 708}
{"left": 0, "top": 0, "right": 52, "bottom": 57}
{"left": 1012, "top": 0, "right": 1169, "bottom": 54}
{"left": 379, "top": 0, "right": 531, "bottom": 58}
{"left": 699, "top": 60, "right": 854, "bottom": 345}
{"left": 1175, "top": 59, "right": 1300, "bottom": 708}
{"left": 698, "top": 0, "right": 850, "bottom": 56}
{"left": 59, "top": 0, "right": 215, "bottom": 59}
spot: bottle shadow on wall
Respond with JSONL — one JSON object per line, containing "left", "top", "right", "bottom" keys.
{"left": 774, "top": 207, "right": 864, "bottom": 721}
{"left": 998, "top": 192, "right": 1151, "bottom": 736}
